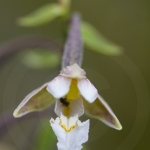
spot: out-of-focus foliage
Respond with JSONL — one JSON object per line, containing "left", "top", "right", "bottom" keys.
{"left": 17, "top": 1, "right": 122, "bottom": 56}
{"left": 81, "top": 21, "right": 123, "bottom": 55}
{"left": 36, "top": 121, "right": 56, "bottom": 150}
{"left": 18, "top": 4, "right": 65, "bottom": 26}
{"left": 82, "top": 147, "right": 89, "bottom": 150}
{"left": 22, "top": 49, "right": 60, "bottom": 69}
{"left": 0, "top": 143, "right": 16, "bottom": 150}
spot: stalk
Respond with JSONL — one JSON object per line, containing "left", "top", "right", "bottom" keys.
{"left": 62, "top": 14, "right": 83, "bottom": 68}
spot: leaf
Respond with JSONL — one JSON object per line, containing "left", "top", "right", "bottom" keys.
{"left": 36, "top": 120, "right": 56, "bottom": 150}
{"left": 81, "top": 21, "right": 123, "bottom": 55}
{"left": 22, "top": 49, "right": 60, "bottom": 69}
{"left": 18, "top": 4, "right": 64, "bottom": 26}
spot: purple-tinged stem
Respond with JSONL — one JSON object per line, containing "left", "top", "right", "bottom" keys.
{"left": 62, "top": 13, "right": 83, "bottom": 68}
{"left": 0, "top": 36, "right": 62, "bottom": 66}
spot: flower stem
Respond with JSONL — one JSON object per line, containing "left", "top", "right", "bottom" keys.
{"left": 62, "top": 13, "right": 83, "bottom": 68}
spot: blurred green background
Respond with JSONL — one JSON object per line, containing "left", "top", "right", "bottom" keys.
{"left": 0, "top": 0, "right": 150, "bottom": 150}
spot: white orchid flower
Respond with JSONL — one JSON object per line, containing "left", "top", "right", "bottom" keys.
{"left": 13, "top": 14, "right": 122, "bottom": 150}
{"left": 13, "top": 63, "right": 122, "bottom": 130}
{"left": 45, "top": 63, "right": 122, "bottom": 149}
{"left": 47, "top": 63, "right": 122, "bottom": 128}
{"left": 13, "top": 63, "right": 122, "bottom": 149}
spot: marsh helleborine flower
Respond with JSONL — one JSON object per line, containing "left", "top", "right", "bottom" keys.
{"left": 13, "top": 63, "right": 122, "bottom": 150}
{"left": 13, "top": 14, "right": 122, "bottom": 150}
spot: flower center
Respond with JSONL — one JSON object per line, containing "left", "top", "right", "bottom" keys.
{"left": 66, "top": 79, "right": 79, "bottom": 100}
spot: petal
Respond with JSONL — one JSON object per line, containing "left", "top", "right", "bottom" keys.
{"left": 50, "top": 118, "right": 66, "bottom": 150}
{"left": 78, "top": 78, "right": 98, "bottom": 103}
{"left": 65, "top": 120, "right": 89, "bottom": 150}
{"left": 46, "top": 75, "right": 71, "bottom": 99}
{"left": 50, "top": 117, "right": 90, "bottom": 150}
{"left": 55, "top": 97, "right": 84, "bottom": 118}
{"left": 13, "top": 83, "right": 54, "bottom": 118}
{"left": 83, "top": 94, "right": 122, "bottom": 130}
{"left": 60, "top": 63, "right": 86, "bottom": 79}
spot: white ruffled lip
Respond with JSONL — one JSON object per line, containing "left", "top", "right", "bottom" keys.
{"left": 50, "top": 117, "right": 90, "bottom": 150}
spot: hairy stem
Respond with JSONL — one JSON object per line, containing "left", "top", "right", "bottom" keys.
{"left": 62, "top": 13, "right": 83, "bottom": 68}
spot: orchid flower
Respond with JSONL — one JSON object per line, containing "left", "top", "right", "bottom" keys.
{"left": 13, "top": 14, "right": 122, "bottom": 150}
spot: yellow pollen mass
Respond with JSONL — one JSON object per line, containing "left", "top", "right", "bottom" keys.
{"left": 67, "top": 79, "right": 79, "bottom": 100}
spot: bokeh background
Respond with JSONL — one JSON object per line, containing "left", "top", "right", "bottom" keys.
{"left": 0, "top": 0, "right": 150, "bottom": 150}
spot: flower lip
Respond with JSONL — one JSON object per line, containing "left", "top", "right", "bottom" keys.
{"left": 59, "top": 113, "right": 78, "bottom": 132}
{"left": 60, "top": 63, "right": 86, "bottom": 79}
{"left": 50, "top": 116, "right": 90, "bottom": 150}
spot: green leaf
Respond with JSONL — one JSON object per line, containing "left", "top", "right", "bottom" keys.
{"left": 22, "top": 49, "right": 60, "bottom": 69}
{"left": 18, "top": 4, "right": 64, "bottom": 26}
{"left": 81, "top": 21, "right": 123, "bottom": 55}
{"left": 36, "top": 120, "right": 56, "bottom": 150}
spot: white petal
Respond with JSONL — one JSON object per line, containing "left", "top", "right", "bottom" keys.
{"left": 78, "top": 78, "right": 98, "bottom": 103}
{"left": 55, "top": 97, "right": 84, "bottom": 118}
{"left": 46, "top": 75, "right": 71, "bottom": 99}
{"left": 60, "top": 63, "right": 86, "bottom": 79}
{"left": 50, "top": 118, "right": 66, "bottom": 150}
{"left": 50, "top": 117, "right": 90, "bottom": 150}
{"left": 65, "top": 120, "right": 89, "bottom": 150}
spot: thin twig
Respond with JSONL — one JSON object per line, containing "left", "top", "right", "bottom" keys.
{"left": 0, "top": 36, "right": 63, "bottom": 65}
